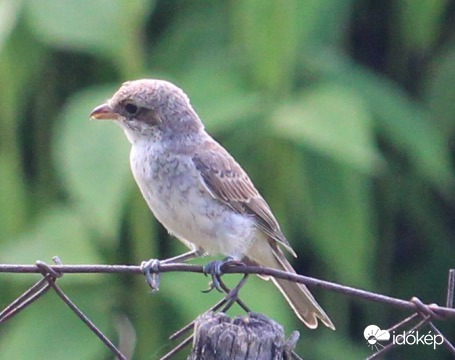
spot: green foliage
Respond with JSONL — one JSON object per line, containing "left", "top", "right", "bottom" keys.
{"left": 0, "top": 206, "right": 101, "bottom": 266}
{"left": 0, "top": 283, "right": 113, "bottom": 360}
{"left": 271, "top": 84, "right": 381, "bottom": 173}
{"left": 54, "top": 86, "right": 132, "bottom": 240}
{"left": 1, "top": 1, "right": 454, "bottom": 359}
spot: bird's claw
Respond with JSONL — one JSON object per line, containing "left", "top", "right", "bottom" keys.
{"left": 201, "top": 281, "right": 217, "bottom": 293}
{"left": 141, "top": 259, "right": 161, "bottom": 292}
{"left": 202, "top": 257, "right": 240, "bottom": 293}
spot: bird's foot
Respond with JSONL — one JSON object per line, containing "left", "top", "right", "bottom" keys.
{"left": 141, "top": 259, "right": 161, "bottom": 292}
{"left": 202, "top": 257, "right": 243, "bottom": 293}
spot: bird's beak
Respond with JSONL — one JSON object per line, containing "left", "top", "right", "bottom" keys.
{"left": 90, "top": 103, "right": 119, "bottom": 120}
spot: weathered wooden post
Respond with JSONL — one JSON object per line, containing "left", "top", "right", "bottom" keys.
{"left": 188, "top": 312, "right": 300, "bottom": 360}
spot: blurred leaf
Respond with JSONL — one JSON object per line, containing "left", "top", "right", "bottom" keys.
{"left": 0, "top": 153, "right": 27, "bottom": 238}
{"left": 231, "top": 0, "right": 299, "bottom": 92}
{"left": 0, "top": 20, "right": 46, "bottom": 238}
{"left": 307, "top": 50, "right": 455, "bottom": 190}
{"left": 151, "top": 1, "right": 227, "bottom": 72}
{"left": 177, "top": 62, "right": 261, "bottom": 134}
{"left": 24, "top": 0, "right": 151, "bottom": 72}
{"left": 0, "top": 284, "right": 113, "bottom": 360}
{"left": 359, "top": 74, "right": 454, "bottom": 191}
{"left": 426, "top": 46, "right": 455, "bottom": 134}
{"left": 0, "top": 206, "right": 101, "bottom": 266}
{"left": 271, "top": 83, "right": 382, "bottom": 174}
{"left": 0, "top": 15, "right": 46, "bottom": 125}
{"left": 303, "top": 154, "right": 374, "bottom": 287}
{"left": 398, "top": 0, "right": 448, "bottom": 52}
{"left": 294, "top": 0, "right": 354, "bottom": 46}
{"left": 231, "top": 0, "right": 353, "bottom": 93}
{"left": 25, "top": 0, "right": 125, "bottom": 54}
{"left": 53, "top": 85, "right": 132, "bottom": 240}
{"left": 0, "top": 0, "right": 23, "bottom": 53}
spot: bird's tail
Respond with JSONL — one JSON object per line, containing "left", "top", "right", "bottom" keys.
{"left": 247, "top": 241, "right": 335, "bottom": 330}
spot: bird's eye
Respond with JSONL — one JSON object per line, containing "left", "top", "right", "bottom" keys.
{"left": 125, "top": 103, "right": 139, "bottom": 115}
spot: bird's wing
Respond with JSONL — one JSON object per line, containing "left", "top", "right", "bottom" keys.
{"left": 192, "top": 140, "right": 297, "bottom": 257}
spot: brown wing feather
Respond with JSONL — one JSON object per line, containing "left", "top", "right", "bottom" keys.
{"left": 192, "top": 141, "right": 297, "bottom": 257}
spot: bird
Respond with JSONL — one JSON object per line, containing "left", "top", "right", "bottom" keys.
{"left": 90, "top": 79, "right": 335, "bottom": 330}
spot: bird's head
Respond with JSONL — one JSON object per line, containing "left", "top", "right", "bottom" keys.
{"left": 90, "top": 79, "right": 203, "bottom": 143}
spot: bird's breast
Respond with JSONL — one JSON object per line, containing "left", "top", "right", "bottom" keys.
{"left": 129, "top": 142, "right": 257, "bottom": 258}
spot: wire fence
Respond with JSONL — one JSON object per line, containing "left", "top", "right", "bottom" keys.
{"left": 0, "top": 257, "right": 454, "bottom": 359}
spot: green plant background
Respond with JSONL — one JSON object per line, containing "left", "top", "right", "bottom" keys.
{"left": 0, "top": 1, "right": 454, "bottom": 359}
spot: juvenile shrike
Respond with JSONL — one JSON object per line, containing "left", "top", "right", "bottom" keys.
{"left": 90, "top": 79, "right": 334, "bottom": 330}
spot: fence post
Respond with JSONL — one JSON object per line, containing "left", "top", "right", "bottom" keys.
{"left": 187, "top": 312, "right": 300, "bottom": 360}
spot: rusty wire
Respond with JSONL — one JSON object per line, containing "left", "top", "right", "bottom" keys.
{"left": 0, "top": 258, "right": 454, "bottom": 360}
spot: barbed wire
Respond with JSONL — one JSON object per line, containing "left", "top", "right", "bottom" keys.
{"left": 0, "top": 257, "right": 454, "bottom": 359}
